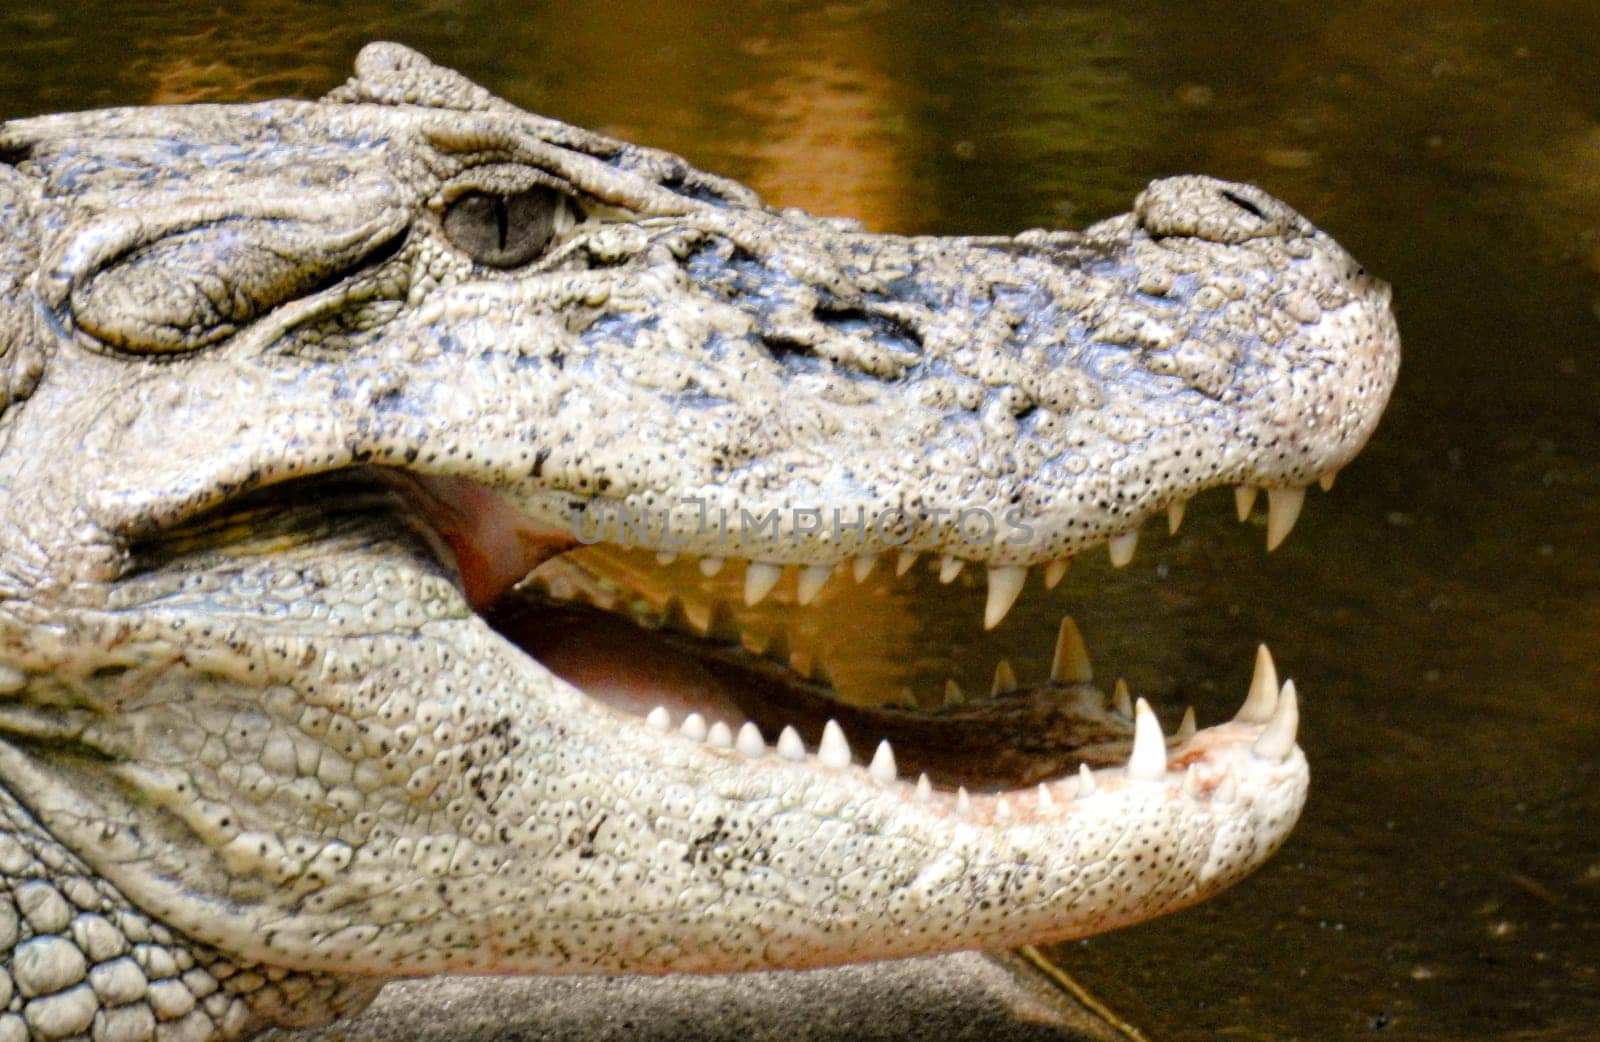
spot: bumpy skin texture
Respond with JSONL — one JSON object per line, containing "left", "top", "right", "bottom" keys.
{"left": 0, "top": 44, "right": 1398, "bottom": 1042}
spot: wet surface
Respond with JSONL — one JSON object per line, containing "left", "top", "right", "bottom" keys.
{"left": 3, "top": 2, "right": 1597, "bottom": 1039}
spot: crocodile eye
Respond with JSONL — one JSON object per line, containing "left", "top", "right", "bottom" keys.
{"left": 443, "top": 187, "right": 568, "bottom": 268}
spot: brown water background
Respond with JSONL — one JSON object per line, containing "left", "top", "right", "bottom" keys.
{"left": 2, "top": 2, "right": 1597, "bottom": 1039}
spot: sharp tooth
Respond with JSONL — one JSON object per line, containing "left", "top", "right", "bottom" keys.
{"left": 736, "top": 722, "right": 765, "bottom": 758}
{"left": 1235, "top": 644, "right": 1280, "bottom": 723}
{"left": 1127, "top": 698, "right": 1168, "bottom": 781}
{"left": 1043, "top": 558, "right": 1070, "bottom": 589}
{"left": 938, "top": 555, "right": 964, "bottom": 583}
{"left": 662, "top": 597, "right": 693, "bottom": 634}
{"left": 763, "top": 626, "right": 792, "bottom": 665}
{"left": 797, "top": 563, "right": 834, "bottom": 605}
{"left": 943, "top": 679, "right": 966, "bottom": 707}
{"left": 1215, "top": 765, "right": 1238, "bottom": 803}
{"left": 1235, "top": 485, "right": 1258, "bottom": 521}
{"left": 707, "top": 602, "right": 741, "bottom": 644}
{"left": 990, "top": 659, "right": 1018, "bottom": 696}
{"left": 656, "top": 551, "right": 678, "bottom": 566}
{"left": 645, "top": 706, "right": 671, "bottom": 731}
{"left": 1167, "top": 498, "right": 1188, "bottom": 535}
{"left": 1265, "top": 486, "right": 1306, "bottom": 552}
{"left": 680, "top": 713, "right": 708, "bottom": 742}
{"left": 1183, "top": 763, "right": 1202, "bottom": 797}
{"left": 1108, "top": 529, "right": 1138, "bottom": 568}
{"left": 995, "top": 797, "right": 1012, "bottom": 822}
{"left": 777, "top": 725, "right": 806, "bottom": 761}
{"left": 915, "top": 773, "right": 934, "bottom": 803}
{"left": 891, "top": 686, "right": 917, "bottom": 709}
{"left": 896, "top": 550, "right": 920, "bottom": 577}
{"left": 1077, "top": 762, "right": 1097, "bottom": 795}
{"left": 707, "top": 721, "right": 734, "bottom": 749}
{"left": 1252, "top": 680, "right": 1300, "bottom": 762}
{"left": 852, "top": 555, "right": 878, "bottom": 582}
{"left": 699, "top": 556, "right": 726, "bottom": 577}
{"left": 1175, "top": 706, "right": 1197, "bottom": 741}
{"left": 744, "top": 562, "right": 784, "bottom": 606}
{"left": 1318, "top": 471, "right": 1337, "bottom": 492}
{"left": 955, "top": 787, "right": 972, "bottom": 815}
{"left": 1112, "top": 678, "right": 1133, "bottom": 717}
{"left": 984, "top": 565, "right": 1028, "bottom": 629}
{"left": 1037, "top": 783, "right": 1055, "bottom": 812}
{"left": 1050, "top": 617, "right": 1094, "bottom": 684}
{"left": 868, "top": 740, "right": 898, "bottom": 784}
{"left": 810, "top": 659, "right": 834, "bottom": 687}
{"left": 818, "top": 719, "right": 852, "bottom": 769}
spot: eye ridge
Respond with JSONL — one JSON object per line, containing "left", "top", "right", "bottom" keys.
{"left": 443, "top": 186, "right": 567, "bottom": 269}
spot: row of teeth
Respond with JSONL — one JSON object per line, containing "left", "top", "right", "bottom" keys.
{"left": 639, "top": 643, "right": 1300, "bottom": 817}
{"left": 655, "top": 479, "right": 1331, "bottom": 630}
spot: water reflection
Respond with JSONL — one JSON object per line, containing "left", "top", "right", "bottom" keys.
{"left": 1, "top": 2, "right": 1596, "bottom": 1039}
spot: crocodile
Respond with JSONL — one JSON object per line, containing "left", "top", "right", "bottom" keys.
{"left": 0, "top": 42, "right": 1398, "bottom": 1042}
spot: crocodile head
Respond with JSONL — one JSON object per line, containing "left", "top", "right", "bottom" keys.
{"left": 0, "top": 40, "right": 1397, "bottom": 1005}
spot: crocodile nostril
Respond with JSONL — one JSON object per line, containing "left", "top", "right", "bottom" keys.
{"left": 1220, "top": 190, "right": 1266, "bottom": 220}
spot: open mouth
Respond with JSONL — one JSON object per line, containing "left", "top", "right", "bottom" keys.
{"left": 350, "top": 468, "right": 1305, "bottom": 823}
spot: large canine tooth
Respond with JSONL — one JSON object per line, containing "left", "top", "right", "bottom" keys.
{"left": 1235, "top": 644, "right": 1280, "bottom": 723}
{"left": 1265, "top": 487, "right": 1306, "bottom": 551}
{"left": 1050, "top": 617, "right": 1094, "bottom": 684}
{"left": 938, "top": 555, "right": 964, "bottom": 583}
{"left": 1252, "top": 680, "right": 1300, "bottom": 762}
{"left": 736, "top": 722, "right": 765, "bottom": 758}
{"left": 1175, "top": 706, "right": 1197, "bottom": 741}
{"left": 995, "top": 797, "right": 1012, "bottom": 822}
{"left": 1112, "top": 678, "right": 1133, "bottom": 717}
{"left": 943, "top": 679, "right": 966, "bottom": 707}
{"left": 896, "top": 550, "right": 920, "bottom": 577}
{"left": 681, "top": 713, "right": 708, "bottom": 742}
{"left": 852, "top": 554, "right": 878, "bottom": 582}
{"left": 1183, "top": 764, "right": 1203, "bottom": 798}
{"left": 955, "top": 787, "right": 972, "bottom": 816}
{"left": 1127, "top": 698, "right": 1168, "bottom": 781}
{"left": 1108, "top": 529, "right": 1138, "bottom": 568}
{"left": 868, "top": 740, "right": 898, "bottom": 784}
{"left": 744, "top": 562, "right": 784, "bottom": 606}
{"left": 1167, "top": 498, "right": 1188, "bottom": 535}
{"left": 818, "top": 719, "right": 852, "bottom": 769}
{"left": 984, "top": 565, "right": 1028, "bottom": 629}
{"left": 699, "top": 556, "right": 726, "bottom": 577}
{"left": 1077, "top": 762, "right": 1097, "bottom": 795}
{"left": 797, "top": 563, "right": 834, "bottom": 605}
{"left": 1043, "top": 558, "right": 1070, "bottom": 589}
{"left": 707, "top": 721, "right": 734, "bottom": 749}
{"left": 1235, "top": 485, "right": 1258, "bottom": 521}
{"left": 914, "top": 774, "right": 933, "bottom": 803}
{"left": 777, "top": 725, "right": 806, "bottom": 761}
{"left": 645, "top": 707, "right": 671, "bottom": 731}
{"left": 1036, "top": 783, "right": 1055, "bottom": 812}
{"left": 1318, "top": 471, "right": 1338, "bottom": 492}
{"left": 990, "top": 659, "right": 1018, "bottom": 696}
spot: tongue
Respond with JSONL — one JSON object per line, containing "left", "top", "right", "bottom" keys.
{"left": 491, "top": 604, "right": 752, "bottom": 725}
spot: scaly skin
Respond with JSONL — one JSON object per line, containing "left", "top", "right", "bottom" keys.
{"left": 0, "top": 44, "right": 1398, "bottom": 1042}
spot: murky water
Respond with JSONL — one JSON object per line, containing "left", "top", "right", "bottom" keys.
{"left": 2, "top": 2, "right": 1596, "bottom": 1039}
